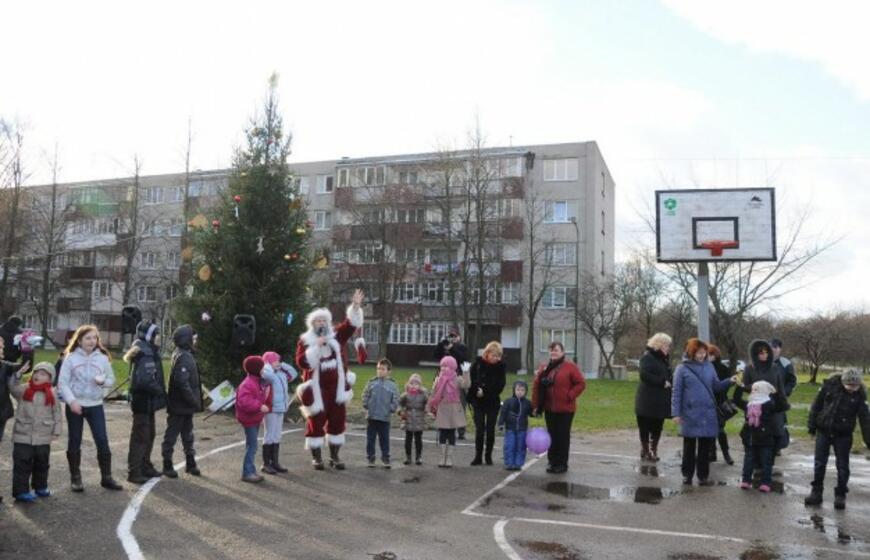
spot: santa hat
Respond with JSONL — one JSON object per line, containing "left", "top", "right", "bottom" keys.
{"left": 243, "top": 355, "right": 265, "bottom": 377}
{"left": 305, "top": 307, "right": 333, "bottom": 332}
{"left": 354, "top": 338, "right": 367, "bottom": 365}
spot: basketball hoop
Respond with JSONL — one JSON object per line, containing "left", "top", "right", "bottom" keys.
{"left": 700, "top": 240, "right": 738, "bottom": 257}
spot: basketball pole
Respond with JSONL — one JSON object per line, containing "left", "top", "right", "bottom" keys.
{"left": 697, "top": 261, "right": 710, "bottom": 341}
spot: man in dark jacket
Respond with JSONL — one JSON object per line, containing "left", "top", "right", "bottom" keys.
{"left": 804, "top": 370, "right": 870, "bottom": 510}
{"left": 733, "top": 340, "right": 788, "bottom": 464}
{"left": 770, "top": 338, "right": 797, "bottom": 397}
{"left": 0, "top": 316, "right": 24, "bottom": 364}
{"left": 125, "top": 321, "right": 167, "bottom": 484}
{"left": 434, "top": 327, "right": 470, "bottom": 439}
{"left": 161, "top": 325, "right": 203, "bottom": 478}
{"left": 0, "top": 336, "right": 27, "bottom": 443}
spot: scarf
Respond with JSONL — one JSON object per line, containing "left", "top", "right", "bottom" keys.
{"left": 23, "top": 379, "right": 56, "bottom": 406}
{"left": 747, "top": 403, "right": 763, "bottom": 427}
{"left": 544, "top": 356, "right": 565, "bottom": 377}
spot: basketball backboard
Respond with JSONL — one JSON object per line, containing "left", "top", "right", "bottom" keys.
{"left": 656, "top": 188, "right": 776, "bottom": 262}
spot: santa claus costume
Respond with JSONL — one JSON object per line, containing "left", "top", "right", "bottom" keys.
{"left": 295, "top": 303, "right": 362, "bottom": 470}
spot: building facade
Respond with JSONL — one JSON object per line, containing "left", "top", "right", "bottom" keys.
{"left": 9, "top": 141, "right": 613, "bottom": 376}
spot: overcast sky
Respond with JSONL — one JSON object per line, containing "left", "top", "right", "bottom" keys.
{"left": 3, "top": 0, "right": 869, "bottom": 316}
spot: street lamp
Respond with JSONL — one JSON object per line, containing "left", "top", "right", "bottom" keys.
{"left": 569, "top": 216, "right": 580, "bottom": 364}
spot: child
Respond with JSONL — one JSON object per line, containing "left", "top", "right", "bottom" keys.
{"left": 260, "top": 351, "right": 297, "bottom": 474}
{"left": 235, "top": 356, "right": 271, "bottom": 483}
{"left": 737, "top": 380, "right": 788, "bottom": 493}
{"left": 399, "top": 373, "right": 428, "bottom": 465}
{"left": 498, "top": 380, "right": 533, "bottom": 471}
{"left": 9, "top": 362, "right": 62, "bottom": 502}
{"left": 57, "top": 324, "right": 122, "bottom": 491}
{"left": 362, "top": 358, "right": 399, "bottom": 468}
{"left": 124, "top": 321, "right": 167, "bottom": 484}
{"left": 161, "top": 325, "right": 202, "bottom": 479}
{"left": 428, "top": 356, "right": 470, "bottom": 468}
{"left": 805, "top": 369, "right": 870, "bottom": 509}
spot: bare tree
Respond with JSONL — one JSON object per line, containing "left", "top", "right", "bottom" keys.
{"left": 575, "top": 267, "right": 637, "bottom": 378}
{"left": 0, "top": 119, "right": 29, "bottom": 316}
{"left": 630, "top": 254, "right": 667, "bottom": 340}
{"left": 780, "top": 311, "right": 848, "bottom": 384}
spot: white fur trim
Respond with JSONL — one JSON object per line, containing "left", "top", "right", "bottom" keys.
{"left": 326, "top": 433, "right": 345, "bottom": 446}
{"left": 346, "top": 370, "right": 356, "bottom": 387}
{"left": 355, "top": 337, "right": 366, "bottom": 348}
{"left": 305, "top": 307, "right": 333, "bottom": 331}
{"left": 305, "top": 436, "right": 324, "bottom": 450}
{"left": 346, "top": 304, "right": 364, "bottom": 328}
{"left": 296, "top": 380, "right": 323, "bottom": 418}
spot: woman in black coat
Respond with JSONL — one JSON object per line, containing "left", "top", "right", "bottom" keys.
{"left": 707, "top": 344, "right": 734, "bottom": 465}
{"left": 468, "top": 341, "right": 507, "bottom": 465}
{"left": 634, "top": 333, "right": 673, "bottom": 462}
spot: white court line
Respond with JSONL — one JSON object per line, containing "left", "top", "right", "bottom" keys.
{"left": 461, "top": 455, "right": 543, "bottom": 517}
{"left": 116, "top": 428, "right": 302, "bottom": 560}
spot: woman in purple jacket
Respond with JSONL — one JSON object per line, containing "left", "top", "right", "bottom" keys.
{"left": 672, "top": 338, "right": 737, "bottom": 486}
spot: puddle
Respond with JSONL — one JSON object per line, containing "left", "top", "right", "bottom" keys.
{"left": 798, "top": 514, "right": 864, "bottom": 546}
{"left": 370, "top": 553, "right": 397, "bottom": 560}
{"left": 739, "top": 544, "right": 780, "bottom": 560}
{"left": 544, "top": 482, "right": 681, "bottom": 504}
{"left": 518, "top": 499, "right": 567, "bottom": 512}
{"left": 401, "top": 476, "right": 420, "bottom": 484}
{"left": 200, "top": 436, "right": 212, "bottom": 441}
{"left": 636, "top": 465, "right": 661, "bottom": 477}
{"left": 668, "top": 554, "right": 724, "bottom": 560}
{"left": 518, "top": 540, "right": 588, "bottom": 560}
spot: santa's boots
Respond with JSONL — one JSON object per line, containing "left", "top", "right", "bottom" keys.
{"left": 328, "top": 444, "right": 345, "bottom": 470}
{"left": 311, "top": 448, "right": 325, "bottom": 470}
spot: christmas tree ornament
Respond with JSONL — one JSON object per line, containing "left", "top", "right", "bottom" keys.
{"left": 284, "top": 253, "right": 292, "bottom": 261}
{"left": 232, "top": 195, "right": 241, "bottom": 219}
{"left": 201, "top": 311, "right": 212, "bottom": 323}
{"left": 296, "top": 227, "right": 306, "bottom": 235}
{"left": 188, "top": 214, "right": 208, "bottom": 229}
{"left": 256, "top": 236, "right": 265, "bottom": 255}
{"left": 233, "top": 195, "right": 242, "bottom": 203}
{"left": 314, "top": 255, "right": 328, "bottom": 269}
{"left": 198, "top": 264, "right": 212, "bottom": 281}
{"left": 212, "top": 219, "right": 221, "bottom": 232}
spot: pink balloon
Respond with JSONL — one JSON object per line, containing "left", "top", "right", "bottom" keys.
{"left": 526, "top": 427, "right": 551, "bottom": 454}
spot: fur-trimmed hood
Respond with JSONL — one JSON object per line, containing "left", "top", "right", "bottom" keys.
{"left": 748, "top": 339, "right": 774, "bottom": 372}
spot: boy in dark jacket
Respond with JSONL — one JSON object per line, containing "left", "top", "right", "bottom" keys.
{"left": 804, "top": 370, "right": 870, "bottom": 509}
{"left": 498, "top": 380, "right": 533, "bottom": 471}
{"left": 124, "top": 321, "right": 167, "bottom": 484}
{"left": 161, "top": 325, "right": 203, "bottom": 478}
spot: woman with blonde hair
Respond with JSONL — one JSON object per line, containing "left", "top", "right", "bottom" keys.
{"left": 634, "top": 333, "right": 673, "bottom": 462}
{"left": 468, "top": 341, "right": 507, "bottom": 465}
{"left": 57, "top": 325, "right": 122, "bottom": 492}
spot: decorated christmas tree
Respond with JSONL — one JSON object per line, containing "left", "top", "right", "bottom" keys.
{"left": 174, "top": 74, "right": 312, "bottom": 385}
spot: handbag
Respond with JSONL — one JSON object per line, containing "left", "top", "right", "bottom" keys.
{"left": 684, "top": 365, "right": 738, "bottom": 425}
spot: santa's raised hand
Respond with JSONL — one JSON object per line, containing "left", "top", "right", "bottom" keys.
{"left": 352, "top": 288, "right": 365, "bottom": 308}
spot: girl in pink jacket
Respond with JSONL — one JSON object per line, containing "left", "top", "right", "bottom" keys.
{"left": 236, "top": 356, "right": 271, "bottom": 483}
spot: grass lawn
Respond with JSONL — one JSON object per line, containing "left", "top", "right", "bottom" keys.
{"left": 28, "top": 350, "right": 832, "bottom": 440}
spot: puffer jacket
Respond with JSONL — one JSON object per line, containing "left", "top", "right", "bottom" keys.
{"left": 399, "top": 389, "right": 428, "bottom": 432}
{"left": 671, "top": 358, "right": 733, "bottom": 438}
{"left": 261, "top": 363, "right": 291, "bottom": 413}
{"left": 166, "top": 325, "right": 203, "bottom": 415}
{"left": 532, "top": 358, "right": 586, "bottom": 414}
{"left": 498, "top": 381, "right": 533, "bottom": 432}
{"left": 9, "top": 373, "right": 63, "bottom": 446}
{"left": 125, "top": 340, "right": 166, "bottom": 414}
{"left": 58, "top": 347, "right": 115, "bottom": 407}
{"left": 809, "top": 375, "right": 870, "bottom": 443}
{"left": 235, "top": 373, "right": 271, "bottom": 428}
{"left": 362, "top": 376, "right": 399, "bottom": 422}
{"left": 733, "top": 340, "right": 786, "bottom": 436}
{"left": 635, "top": 347, "right": 672, "bottom": 419}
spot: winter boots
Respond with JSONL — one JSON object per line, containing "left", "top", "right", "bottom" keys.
{"left": 272, "top": 444, "right": 288, "bottom": 473}
{"left": 97, "top": 452, "right": 123, "bottom": 490}
{"left": 834, "top": 493, "right": 847, "bottom": 510}
{"left": 163, "top": 455, "right": 179, "bottom": 479}
{"left": 311, "top": 447, "right": 325, "bottom": 470}
{"left": 185, "top": 454, "right": 201, "bottom": 476}
{"left": 261, "top": 444, "right": 278, "bottom": 475}
{"left": 804, "top": 488, "right": 823, "bottom": 506}
{"left": 328, "top": 444, "right": 345, "bottom": 470}
{"left": 67, "top": 450, "right": 84, "bottom": 492}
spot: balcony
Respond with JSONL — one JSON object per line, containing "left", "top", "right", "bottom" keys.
{"left": 499, "top": 305, "right": 523, "bottom": 327}
{"left": 68, "top": 266, "right": 96, "bottom": 281}
{"left": 501, "top": 217, "right": 523, "bottom": 240}
{"left": 500, "top": 260, "right": 523, "bottom": 283}
{"left": 57, "top": 297, "right": 90, "bottom": 313}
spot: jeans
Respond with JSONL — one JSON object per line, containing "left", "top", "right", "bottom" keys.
{"left": 438, "top": 428, "right": 456, "bottom": 445}
{"left": 13, "top": 443, "right": 51, "bottom": 496}
{"left": 162, "top": 414, "right": 195, "bottom": 459}
{"left": 681, "top": 437, "right": 714, "bottom": 481}
{"left": 404, "top": 431, "right": 423, "bottom": 459}
{"left": 812, "top": 432, "right": 852, "bottom": 495}
{"left": 503, "top": 429, "right": 527, "bottom": 468}
{"left": 66, "top": 404, "right": 109, "bottom": 453}
{"left": 263, "top": 412, "right": 284, "bottom": 444}
{"left": 544, "top": 411, "right": 574, "bottom": 468}
{"left": 366, "top": 419, "right": 390, "bottom": 460}
{"left": 741, "top": 445, "right": 774, "bottom": 486}
{"left": 242, "top": 425, "right": 259, "bottom": 477}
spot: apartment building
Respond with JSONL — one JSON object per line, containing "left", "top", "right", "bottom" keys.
{"left": 9, "top": 141, "right": 613, "bottom": 376}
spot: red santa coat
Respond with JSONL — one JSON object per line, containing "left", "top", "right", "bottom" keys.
{"left": 294, "top": 304, "right": 362, "bottom": 447}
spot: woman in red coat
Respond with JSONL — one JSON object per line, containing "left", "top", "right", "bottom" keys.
{"left": 532, "top": 341, "right": 586, "bottom": 474}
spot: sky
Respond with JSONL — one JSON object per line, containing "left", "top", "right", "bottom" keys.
{"left": 2, "top": 0, "right": 869, "bottom": 317}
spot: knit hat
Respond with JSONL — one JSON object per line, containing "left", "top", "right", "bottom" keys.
{"left": 842, "top": 369, "right": 863, "bottom": 386}
{"left": 32, "top": 362, "right": 57, "bottom": 382}
{"left": 262, "top": 351, "right": 281, "bottom": 365}
{"left": 243, "top": 355, "right": 265, "bottom": 377}
{"left": 406, "top": 373, "right": 423, "bottom": 390}
{"left": 136, "top": 320, "right": 160, "bottom": 343}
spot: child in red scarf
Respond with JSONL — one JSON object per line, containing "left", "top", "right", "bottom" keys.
{"left": 9, "top": 362, "right": 62, "bottom": 502}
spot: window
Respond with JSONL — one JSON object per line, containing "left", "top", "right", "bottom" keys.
{"left": 471, "top": 281, "right": 498, "bottom": 304}
{"left": 361, "top": 209, "right": 385, "bottom": 224}
{"left": 169, "top": 218, "right": 184, "bottom": 236}
{"left": 92, "top": 281, "right": 111, "bottom": 300}
{"left": 139, "top": 252, "right": 159, "bottom": 269}
{"left": 313, "top": 211, "right": 332, "bottom": 230}
{"left": 542, "top": 286, "right": 568, "bottom": 308}
{"left": 337, "top": 168, "right": 350, "bottom": 188}
{"left": 22, "top": 314, "right": 38, "bottom": 328}
{"left": 358, "top": 166, "right": 385, "bottom": 187}
{"left": 167, "top": 251, "right": 181, "bottom": 268}
{"left": 419, "top": 323, "right": 449, "bottom": 345}
{"left": 601, "top": 210, "right": 606, "bottom": 236}
{"left": 498, "top": 198, "right": 521, "bottom": 218}
{"left": 545, "top": 243, "right": 577, "bottom": 266}
{"left": 396, "top": 208, "right": 425, "bottom": 223}
{"left": 393, "top": 282, "right": 419, "bottom": 303}
{"left": 361, "top": 320, "right": 379, "bottom": 343}
{"left": 349, "top": 243, "right": 383, "bottom": 264}
{"left": 543, "top": 158, "right": 579, "bottom": 182}
{"left": 299, "top": 176, "right": 311, "bottom": 195}
{"left": 501, "top": 327, "right": 521, "bottom": 349}
{"left": 400, "top": 248, "right": 425, "bottom": 265}
{"left": 143, "top": 221, "right": 163, "bottom": 237}
{"left": 540, "top": 329, "right": 575, "bottom": 354}
{"left": 388, "top": 322, "right": 417, "bottom": 345}
{"left": 168, "top": 186, "right": 184, "bottom": 203}
{"left": 500, "top": 282, "right": 519, "bottom": 304}
{"left": 544, "top": 200, "right": 575, "bottom": 223}
{"left": 137, "top": 285, "right": 157, "bottom": 303}
{"left": 398, "top": 170, "right": 418, "bottom": 185}
{"left": 20, "top": 284, "right": 35, "bottom": 300}
{"left": 96, "top": 218, "right": 118, "bottom": 234}
{"left": 316, "top": 175, "right": 334, "bottom": 194}
{"left": 165, "top": 285, "right": 179, "bottom": 300}
{"left": 424, "top": 281, "right": 443, "bottom": 303}
{"left": 143, "top": 187, "right": 164, "bottom": 205}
